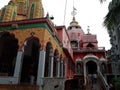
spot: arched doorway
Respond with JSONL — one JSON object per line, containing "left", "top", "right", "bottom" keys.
{"left": 20, "top": 37, "right": 40, "bottom": 84}
{"left": 0, "top": 32, "right": 18, "bottom": 76}
{"left": 53, "top": 49, "right": 59, "bottom": 77}
{"left": 86, "top": 61, "right": 97, "bottom": 74}
{"left": 44, "top": 42, "right": 53, "bottom": 77}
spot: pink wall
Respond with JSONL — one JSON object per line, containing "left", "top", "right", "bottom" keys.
{"left": 56, "top": 26, "right": 73, "bottom": 58}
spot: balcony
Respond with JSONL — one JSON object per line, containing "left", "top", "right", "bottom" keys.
{"left": 73, "top": 47, "right": 105, "bottom": 52}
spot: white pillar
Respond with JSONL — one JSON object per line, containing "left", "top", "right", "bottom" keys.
{"left": 13, "top": 51, "right": 23, "bottom": 84}
{"left": 61, "top": 61, "right": 64, "bottom": 77}
{"left": 97, "top": 62, "right": 100, "bottom": 73}
{"left": 50, "top": 57, "right": 54, "bottom": 78}
{"left": 57, "top": 59, "right": 60, "bottom": 78}
{"left": 37, "top": 50, "right": 46, "bottom": 85}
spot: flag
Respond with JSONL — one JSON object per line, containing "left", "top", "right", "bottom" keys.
{"left": 73, "top": 7, "right": 77, "bottom": 11}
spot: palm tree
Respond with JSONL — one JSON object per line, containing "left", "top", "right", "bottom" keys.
{"left": 103, "top": 0, "right": 120, "bottom": 55}
{"left": 104, "top": 0, "right": 120, "bottom": 30}
{"left": 104, "top": 2, "right": 120, "bottom": 87}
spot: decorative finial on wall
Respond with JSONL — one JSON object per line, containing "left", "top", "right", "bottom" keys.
{"left": 87, "top": 26, "right": 91, "bottom": 34}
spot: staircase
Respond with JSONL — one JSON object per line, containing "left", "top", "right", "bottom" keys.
{"left": 86, "top": 76, "right": 103, "bottom": 90}
{"left": 85, "top": 71, "right": 109, "bottom": 90}
{"left": 97, "top": 71, "right": 109, "bottom": 90}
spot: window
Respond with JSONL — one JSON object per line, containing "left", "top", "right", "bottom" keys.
{"left": 71, "top": 40, "right": 78, "bottom": 48}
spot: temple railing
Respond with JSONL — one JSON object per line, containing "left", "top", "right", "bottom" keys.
{"left": 97, "top": 70, "right": 109, "bottom": 90}
{"left": 73, "top": 47, "right": 105, "bottom": 52}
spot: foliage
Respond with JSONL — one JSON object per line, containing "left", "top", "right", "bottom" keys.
{"left": 103, "top": 0, "right": 120, "bottom": 30}
{"left": 111, "top": 77, "right": 120, "bottom": 90}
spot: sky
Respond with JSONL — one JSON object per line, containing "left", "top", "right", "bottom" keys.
{"left": 0, "top": 0, "right": 112, "bottom": 50}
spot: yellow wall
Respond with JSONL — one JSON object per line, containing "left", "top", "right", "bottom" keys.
{"left": 9, "top": 27, "right": 66, "bottom": 58}
{"left": 44, "top": 28, "right": 66, "bottom": 57}
{"left": 3, "top": 5, "right": 16, "bottom": 22}
{"left": 1, "top": 0, "right": 43, "bottom": 22}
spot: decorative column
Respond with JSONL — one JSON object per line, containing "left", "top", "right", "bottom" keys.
{"left": 37, "top": 50, "right": 46, "bottom": 85}
{"left": 97, "top": 62, "right": 100, "bottom": 73}
{"left": 61, "top": 60, "right": 64, "bottom": 77}
{"left": 50, "top": 56, "right": 54, "bottom": 78}
{"left": 56, "top": 57, "right": 60, "bottom": 78}
{"left": 13, "top": 51, "right": 23, "bottom": 84}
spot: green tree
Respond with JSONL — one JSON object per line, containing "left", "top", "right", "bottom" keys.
{"left": 104, "top": 0, "right": 120, "bottom": 30}
{"left": 111, "top": 77, "right": 120, "bottom": 90}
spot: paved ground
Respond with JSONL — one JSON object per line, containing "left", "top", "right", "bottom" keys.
{"left": 86, "top": 78, "right": 102, "bottom": 90}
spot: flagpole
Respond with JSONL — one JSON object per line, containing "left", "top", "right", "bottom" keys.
{"left": 63, "top": 0, "right": 67, "bottom": 25}
{"left": 73, "top": 0, "right": 74, "bottom": 9}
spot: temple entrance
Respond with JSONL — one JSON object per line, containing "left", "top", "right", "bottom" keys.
{"left": 86, "top": 61, "right": 97, "bottom": 74}
{"left": 0, "top": 32, "right": 18, "bottom": 76}
{"left": 20, "top": 37, "right": 40, "bottom": 84}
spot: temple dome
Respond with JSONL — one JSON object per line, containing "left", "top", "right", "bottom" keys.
{"left": 67, "top": 17, "right": 84, "bottom": 41}
{"left": 68, "top": 17, "right": 81, "bottom": 29}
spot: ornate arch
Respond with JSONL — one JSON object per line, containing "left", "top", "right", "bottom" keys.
{"left": 83, "top": 54, "right": 99, "bottom": 74}
{"left": 53, "top": 49, "right": 59, "bottom": 77}
{"left": 44, "top": 42, "right": 53, "bottom": 77}
{"left": 0, "top": 31, "right": 18, "bottom": 76}
{"left": 20, "top": 36, "right": 40, "bottom": 84}
{"left": 83, "top": 54, "right": 99, "bottom": 64}
{"left": 22, "top": 36, "right": 41, "bottom": 52}
{"left": 59, "top": 54, "right": 63, "bottom": 77}
{"left": 75, "top": 57, "right": 83, "bottom": 74}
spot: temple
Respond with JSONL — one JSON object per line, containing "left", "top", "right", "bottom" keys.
{"left": 0, "top": 0, "right": 114, "bottom": 90}
{"left": 0, "top": 0, "right": 44, "bottom": 22}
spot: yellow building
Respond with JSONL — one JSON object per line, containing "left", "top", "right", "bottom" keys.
{"left": 0, "top": 0, "right": 74, "bottom": 90}
{"left": 0, "top": 0, "right": 44, "bottom": 22}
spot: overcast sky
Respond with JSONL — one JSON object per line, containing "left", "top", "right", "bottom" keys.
{"left": 0, "top": 0, "right": 112, "bottom": 50}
